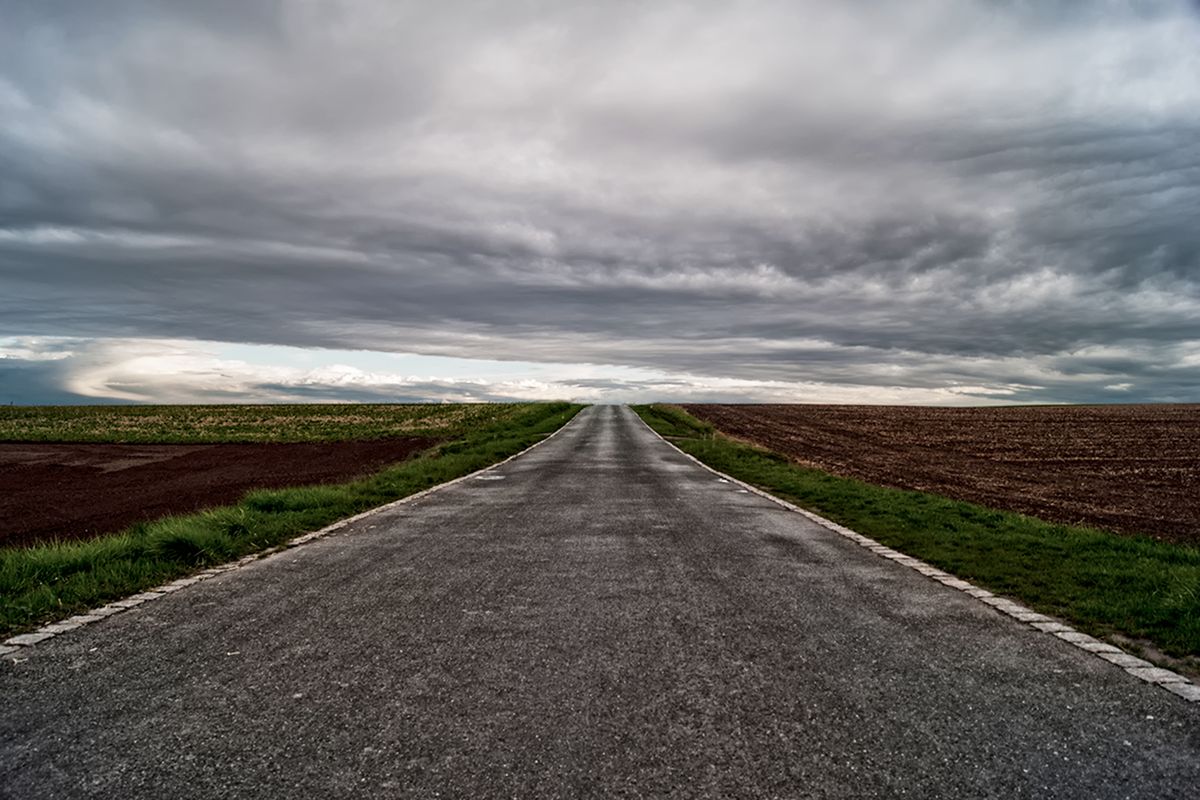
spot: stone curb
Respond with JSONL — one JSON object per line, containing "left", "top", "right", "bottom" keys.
{"left": 1, "top": 411, "right": 582, "bottom": 662}
{"left": 635, "top": 415, "right": 1199, "bottom": 705}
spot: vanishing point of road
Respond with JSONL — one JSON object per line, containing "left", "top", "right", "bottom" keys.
{"left": 3, "top": 405, "right": 1198, "bottom": 798}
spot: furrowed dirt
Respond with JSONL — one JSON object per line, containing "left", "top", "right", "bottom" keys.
{"left": 683, "top": 404, "right": 1200, "bottom": 545}
{"left": 0, "top": 439, "right": 434, "bottom": 548}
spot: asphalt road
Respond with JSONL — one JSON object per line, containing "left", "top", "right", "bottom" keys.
{"left": 2, "top": 405, "right": 1198, "bottom": 798}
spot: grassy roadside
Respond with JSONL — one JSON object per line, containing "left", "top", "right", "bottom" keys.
{"left": 0, "top": 403, "right": 583, "bottom": 638}
{"left": 633, "top": 404, "right": 1200, "bottom": 667}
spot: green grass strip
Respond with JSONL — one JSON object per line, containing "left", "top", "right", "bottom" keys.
{"left": 633, "top": 404, "right": 1200, "bottom": 660}
{"left": 0, "top": 403, "right": 583, "bottom": 637}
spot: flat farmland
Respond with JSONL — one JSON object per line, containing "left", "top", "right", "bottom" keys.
{"left": 0, "top": 439, "right": 432, "bottom": 548}
{"left": 682, "top": 404, "right": 1200, "bottom": 545}
{"left": 0, "top": 403, "right": 533, "bottom": 548}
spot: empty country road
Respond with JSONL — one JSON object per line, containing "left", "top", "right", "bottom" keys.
{"left": 2, "top": 405, "right": 1198, "bottom": 798}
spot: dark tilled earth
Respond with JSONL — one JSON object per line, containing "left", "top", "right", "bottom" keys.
{"left": 683, "top": 403, "right": 1200, "bottom": 545}
{"left": 0, "top": 439, "right": 434, "bottom": 548}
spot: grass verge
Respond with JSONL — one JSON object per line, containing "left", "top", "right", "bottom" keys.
{"left": 0, "top": 403, "right": 583, "bottom": 638}
{"left": 633, "top": 404, "right": 1200, "bottom": 666}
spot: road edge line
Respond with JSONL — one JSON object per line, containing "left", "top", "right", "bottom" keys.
{"left": 0, "top": 408, "right": 587, "bottom": 662}
{"left": 631, "top": 410, "right": 1200, "bottom": 705}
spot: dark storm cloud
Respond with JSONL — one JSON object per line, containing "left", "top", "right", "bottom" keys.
{"left": 0, "top": 358, "right": 87, "bottom": 405}
{"left": 2, "top": 0, "right": 1199, "bottom": 403}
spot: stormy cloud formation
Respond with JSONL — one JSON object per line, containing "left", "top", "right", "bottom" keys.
{"left": 2, "top": 1, "right": 1199, "bottom": 403}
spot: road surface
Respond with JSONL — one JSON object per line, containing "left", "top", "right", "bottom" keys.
{"left": 2, "top": 405, "right": 1198, "bottom": 798}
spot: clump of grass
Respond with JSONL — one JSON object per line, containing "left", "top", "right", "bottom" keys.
{"left": 0, "top": 402, "right": 582, "bottom": 636}
{"left": 632, "top": 404, "right": 1200, "bottom": 659}
{"left": 636, "top": 403, "right": 715, "bottom": 438}
{"left": 242, "top": 486, "right": 353, "bottom": 514}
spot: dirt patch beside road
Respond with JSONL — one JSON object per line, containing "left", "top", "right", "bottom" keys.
{"left": 1, "top": 439, "right": 434, "bottom": 548}
{"left": 683, "top": 404, "right": 1200, "bottom": 545}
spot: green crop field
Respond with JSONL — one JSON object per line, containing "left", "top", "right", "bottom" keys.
{"left": 0, "top": 403, "right": 531, "bottom": 443}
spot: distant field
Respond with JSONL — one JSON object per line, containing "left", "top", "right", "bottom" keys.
{"left": 683, "top": 404, "right": 1200, "bottom": 545}
{"left": 0, "top": 403, "right": 529, "bottom": 443}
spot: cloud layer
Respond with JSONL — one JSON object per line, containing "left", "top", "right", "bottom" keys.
{"left": 3, "top": 336, "right": 1027, "bottom": 406}
{"left": 2, "top": 1, "right": 1199, "bottom": 403}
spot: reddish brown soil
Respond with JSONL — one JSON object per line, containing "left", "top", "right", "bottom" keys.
{"left": 0, "top": 439, "right": 434, "bottom": 548}
{"left": 683, "top": 404, "right": 1200, "bottom": 545}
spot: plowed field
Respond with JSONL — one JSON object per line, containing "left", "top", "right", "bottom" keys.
{"left": 0, "top": 439, "right": 433, "bottom": 548}
{"left": 682, "top": 404, "right": 1200, "bottom": 545}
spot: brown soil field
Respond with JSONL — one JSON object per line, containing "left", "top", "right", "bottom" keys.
{"left": 683, "top": 404, "right": 1200, "bottom": 545}
{"left": 0, "top": 439, "right": 434, "bottom": 548}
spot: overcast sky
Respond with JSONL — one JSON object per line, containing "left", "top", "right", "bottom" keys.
{"left": 3, "top": 1, "right": 1199, "bottom": 404}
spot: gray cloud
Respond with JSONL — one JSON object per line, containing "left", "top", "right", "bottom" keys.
{"left": 2, "top": 1, "right": 1199, "bottom": 404}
